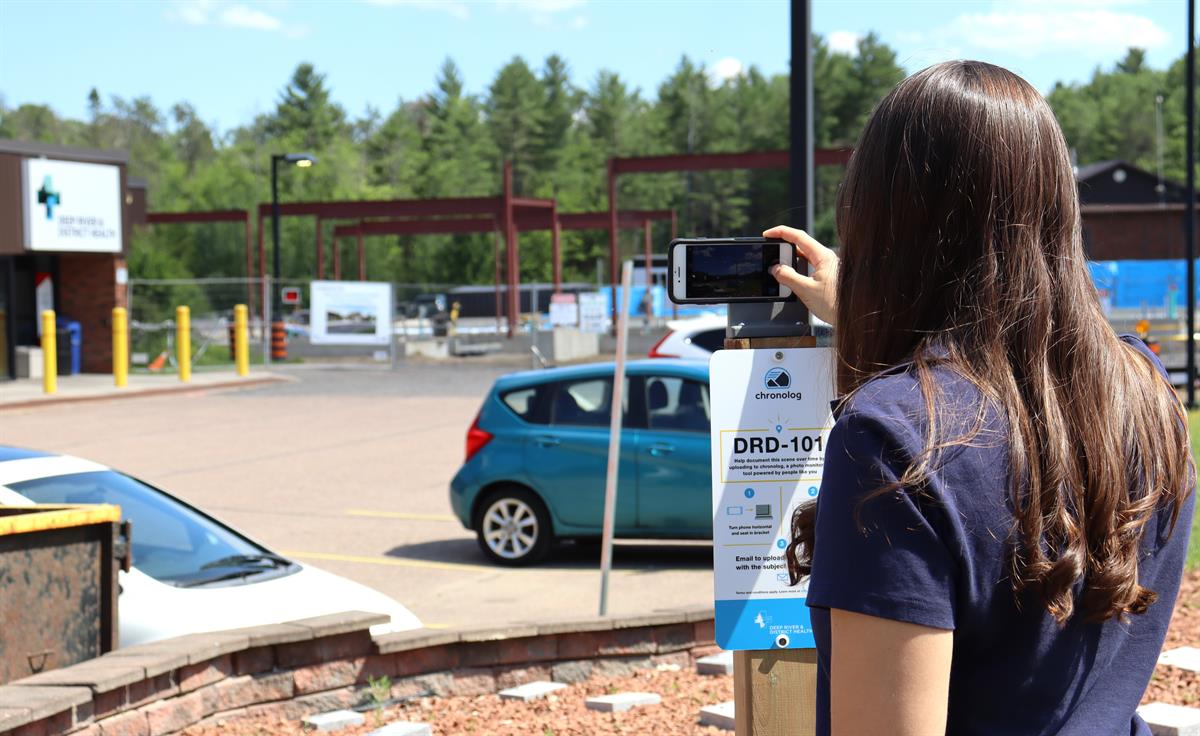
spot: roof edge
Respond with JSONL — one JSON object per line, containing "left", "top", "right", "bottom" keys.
{"left": 0, "top": 139, "right": 129, "bottom": 165}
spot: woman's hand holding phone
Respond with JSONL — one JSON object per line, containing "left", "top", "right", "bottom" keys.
{"left": 766, "top": 226, "right": 839, "bottom": 326}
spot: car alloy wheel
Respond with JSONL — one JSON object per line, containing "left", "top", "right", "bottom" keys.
{"left": 474, "top": 487, "right": 552, "bottom": 566}
{"left": 482, "top": 497, "right": 539, "bottom": 560}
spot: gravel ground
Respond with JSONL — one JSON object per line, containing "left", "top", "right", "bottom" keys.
{"left": 184, "top": 573, "right": 1199, "bottom": 736}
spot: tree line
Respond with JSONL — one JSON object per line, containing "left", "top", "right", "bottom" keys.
{"left": 0, "top": 40, "right": 1189, "bottom": 287}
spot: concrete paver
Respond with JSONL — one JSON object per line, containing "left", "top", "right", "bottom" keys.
{"left": 498, "top": 681, "right": 568, "bottom": 702}
{"left": 585, "top": 692, "right": 662, "bottom": 712}
{"left": 0, "top": 363, "right": 714, "bottom": 629}
{"left": 303, "top": 709, "right": 366, "bottom": 731}
{"left": 699, "top": 701, "right": 736, "bottom": 730}
{"left": 1137, "top": 703, "right": 1200, "bottom": 736}
{"left": 696, "top": 651, "right": 734, "bottom": 676}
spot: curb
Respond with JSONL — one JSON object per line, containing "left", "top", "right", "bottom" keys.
{"left": 0, "top": 375, "right": 293, "bottom": 412}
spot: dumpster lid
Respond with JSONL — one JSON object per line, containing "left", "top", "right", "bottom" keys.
{"left": 0, "top": 504, "right": 121, "bottom": 536}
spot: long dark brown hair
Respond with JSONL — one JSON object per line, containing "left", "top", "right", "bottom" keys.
{"left": 787, "top": 61, "right": 1193, "bottom": 624}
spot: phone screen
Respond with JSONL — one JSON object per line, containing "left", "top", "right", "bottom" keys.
{"left": 686, "top": 243, "right": 782, "bottom": 299}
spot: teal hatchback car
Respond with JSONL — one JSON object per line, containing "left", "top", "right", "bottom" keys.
{"left": 450, "top": 359, "right": 711, "bottom": 565}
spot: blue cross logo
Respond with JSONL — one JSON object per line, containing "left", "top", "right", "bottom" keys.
{"left": 37, "top": 176, "right": 60, "bottom": 220}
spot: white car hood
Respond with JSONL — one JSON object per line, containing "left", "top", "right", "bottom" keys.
{"left": 119, "top": 563, "right": 422, "bottom": 647}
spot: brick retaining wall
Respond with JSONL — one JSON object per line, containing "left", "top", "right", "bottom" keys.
{"left": 0, "top": 607, "right": 716, "bottom": 736}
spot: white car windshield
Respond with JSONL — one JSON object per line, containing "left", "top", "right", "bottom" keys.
{"left": 8, "top": 470, "right": 292, "bottom": 587}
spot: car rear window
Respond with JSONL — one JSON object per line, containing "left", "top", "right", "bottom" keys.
{"left": 689, "top": 328, "right": 725, "bottom": 353}
{"left": 502, "top": 386, "right": 551, "bottom": 424}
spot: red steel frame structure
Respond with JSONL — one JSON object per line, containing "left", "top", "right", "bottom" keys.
{"left": 143, "top": 209, "right": 255, "bottom": 312}
{"left": 605, "top": 148, "right": 853, "bottom": 318}
{"left": 253, "top": 162, "right": 554, "bottom": 336}
{"left": 328, "top": 208, "right": 677, "bottom": 329}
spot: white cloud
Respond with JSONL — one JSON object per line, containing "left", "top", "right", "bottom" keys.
{"left": 496, "top": 0, "right": 585, "bottom": 11}
{"left": 935, "top": 9, "right": 1168, "bottom": 58}
{"left": 710, "top": 57, "right": 744, "bottom": 84}
{"left": 364, "top": 0, "right": 470, "bottom": 20}
{"left": 220, "top": 4, "right": 283, "bottom": 30}
{"left": 496, "top": 0, "right": 586, "bottom": 27}
{"left": 569, "top": 15, "right": 589, "bottom": 30}
{"left": 166, "top": 0, "right": 304, "bottom": 34}
{"left": 168, "top": 0, "right": 215, "bottom": 25}
{"left": 827, "top": 30, "right": 860, "bottom": 55}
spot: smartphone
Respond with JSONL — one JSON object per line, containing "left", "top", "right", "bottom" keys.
{"left": 668, "top": 237, "right": 794, "bottom": 304}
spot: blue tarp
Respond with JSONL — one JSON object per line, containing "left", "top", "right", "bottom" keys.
{"left": 1088, "top": 259, "right": 1189, "bottom": 310}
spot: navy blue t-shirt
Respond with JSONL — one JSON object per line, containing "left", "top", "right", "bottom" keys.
{"left": 807, "top": 336, "right": 1194, "bottom": 736}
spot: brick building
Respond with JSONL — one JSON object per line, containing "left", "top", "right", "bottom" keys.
{"left": 1077, "top": 159, "right": 1198, "bottom": 261}
{"left": 0, "top": 140, "right": 134, "bottom": 380}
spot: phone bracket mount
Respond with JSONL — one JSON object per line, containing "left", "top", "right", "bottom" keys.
{"left": 726, "top": 300, "right": 810, "bottom": 340}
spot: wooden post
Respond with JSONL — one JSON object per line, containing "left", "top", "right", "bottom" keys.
{"left": 726, "top": 333, "right": 817, "bottom": 736}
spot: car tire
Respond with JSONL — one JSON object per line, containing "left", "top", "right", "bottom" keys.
{"left": 474, "top": 487, "right": 553, "bottom": 566}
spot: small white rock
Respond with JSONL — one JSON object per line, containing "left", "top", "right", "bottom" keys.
{"left": 699, "top": 701, "right": 736, "bottom": 731}
{"left": 498, "top": 681, "right": 568, "bottom": 702}
{"left": 367, "top": 723, "right": 433, "bottom": 736}
{"left": 585, "top": 692, "right": 662, "bottom": 713}
{"left": 696, "top": 651, "right": 734, "bottom": 676}
{"left": 1159, "top": 647, "right": 1200, "bottom": 673}
{"left": 302, "top": 710, "right": 366, "bottom": 731}
{"left": 1138, "top": 702, "right": 1200, "bottom": 736}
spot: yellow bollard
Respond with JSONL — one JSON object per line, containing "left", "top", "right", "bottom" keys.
{"left": 234, "top": 304, "right": 249, "bottom": 377}
{"left": 176, "top": 306, "right": 191, "bottom": 383}
{"left": 112, "top": 307, "right": 128, "bottom": 388}
{"left": 41, "top": 310, "right": 56, "bottom": 395}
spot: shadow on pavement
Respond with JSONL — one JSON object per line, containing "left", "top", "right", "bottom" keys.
{"left": 384, "top": 537, "right": 713, "bottom": 571}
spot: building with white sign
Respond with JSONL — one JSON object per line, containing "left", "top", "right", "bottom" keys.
{"left": 0, "top": 140, "right": 136, "bottom": 379}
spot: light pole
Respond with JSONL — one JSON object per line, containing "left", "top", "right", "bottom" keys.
{"left": 1186, "top": 0, "right": 1195, "bottom": 408}
{"left": 269, "top": 152, "right": 316, "bottom": 362}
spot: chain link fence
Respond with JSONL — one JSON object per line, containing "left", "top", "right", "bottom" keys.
{"left": 127, "top": 278, "right": 266, "bottom": 373}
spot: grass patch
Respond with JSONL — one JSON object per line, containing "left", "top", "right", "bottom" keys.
{"left": 1186, "top": 411, "right": 1200, "bottom": 569}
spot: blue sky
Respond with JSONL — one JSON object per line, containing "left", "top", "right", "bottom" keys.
{"left": 0, "top": 0, "right": 1189, "bottom": 136}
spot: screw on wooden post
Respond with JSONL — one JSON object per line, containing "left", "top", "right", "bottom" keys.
{"left": 725, "top": 332, "right": 818, "bottom": 736}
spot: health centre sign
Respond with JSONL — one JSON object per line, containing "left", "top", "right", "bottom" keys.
{"left": 23, "top": 159, "right": 123, "bottom": 253}
{"left": 710, "top": 347, "right": 836, "bottom": 651}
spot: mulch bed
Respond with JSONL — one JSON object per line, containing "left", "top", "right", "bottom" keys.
{"left": 184, "top": 571, "right": 1200, "bottom": 735}
{"left": 184, "top": 665, "right": 734, "bottom": 736}
{"left": 1143, "top": 568, "right": 1200, "bottom": 708}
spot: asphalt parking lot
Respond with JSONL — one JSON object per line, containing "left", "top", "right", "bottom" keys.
{"left": 0, "top": 360, "right": 713, "bottom": 629}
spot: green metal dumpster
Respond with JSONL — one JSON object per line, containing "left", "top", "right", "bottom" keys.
{"left": 0, "top": 505, "right": 131, "bottom": 684}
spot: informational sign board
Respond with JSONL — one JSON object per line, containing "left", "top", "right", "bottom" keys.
{"left": 549, "top": 293, "right": 578, "bottom": 326}
{"left": 23, "top": 159, "right": 122, "bottom": 253}
{"left": 710, "top": 347, "right": 836, "bottom": 651}
{"left": 309, "top": 280, "right": 392, "bottom": 346}
{"left": 578, "top": 292, "right": 607, "bottom": 333}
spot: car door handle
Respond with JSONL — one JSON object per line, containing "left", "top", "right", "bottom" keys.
{"left": 647, "top": 443, "right": 676, "bottom": 456}
{"left": 534, "top": 436, "right": 561, "bottom": 448}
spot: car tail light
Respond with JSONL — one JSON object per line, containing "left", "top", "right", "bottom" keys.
{"left": 648, "top": 331, "right": 678, "bottom": 358}
{"left": 465, "top": 411, "right": 493, "bottom": 461}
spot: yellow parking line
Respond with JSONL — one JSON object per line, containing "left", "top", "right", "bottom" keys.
{"left": 346, "top": 508, "right": 458, "bottom": 522}
{"left": 283, "top": 549, "right": 493, "bottom": 573}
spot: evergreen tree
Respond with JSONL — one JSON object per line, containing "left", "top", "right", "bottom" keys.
{"left": 486, "top": 57, "right": 545, "bottom": 194}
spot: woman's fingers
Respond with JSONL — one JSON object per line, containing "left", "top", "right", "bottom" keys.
{"left": 771, "top": 263, "right": 816, "bottom": 293}
{"left": 764, "top": 225, "right": 839, "bottom": 325}
{"left": 763, "top": 226, "right": 834, "bottom": 268}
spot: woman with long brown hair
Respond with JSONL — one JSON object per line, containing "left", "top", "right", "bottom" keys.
{"left": 769, "top": 60, "right": 1195, "bottom": 736}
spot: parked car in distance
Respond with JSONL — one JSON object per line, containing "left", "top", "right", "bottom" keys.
{"left": 0, "top": 446, "right": 422, "bottom": 646}
{"left": 450, "top": 359, "right": 711, "bottom": 565}
{"left": 648, "top": 313, "right": 833, "bottom": 360}
{"left": 647, "top": 315, "right": 726, "bottom": 360}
